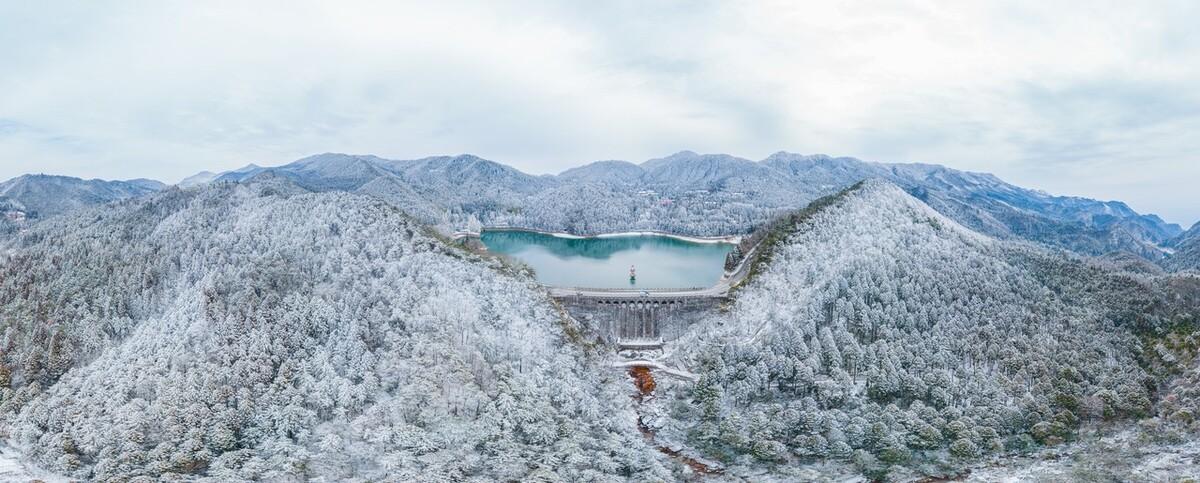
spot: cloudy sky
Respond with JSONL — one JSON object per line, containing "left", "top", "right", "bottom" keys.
{"left": 1, "top": 1, "right": 1198, "bottom": 225}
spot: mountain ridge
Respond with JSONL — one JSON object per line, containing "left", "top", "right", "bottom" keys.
{"left": 175, "top": 150, "right": 1182, "bottom": 260}
{"left": 649, "top": 178, "right": 1193, "bottom": 479}
{"left": 1, "top": 171, "right": 1196, "bottom": 481}
{"left": 7, "top": 150, "right": 1184, "bottom": 262}
{"left": 0, "top": 173, "right": 165, "bottom": 220}
{"left": 1163, "top": 222, "right": 1200, "bottom": 271}
{"left": 0, "top": 177, "right": 666, "bottom": 481}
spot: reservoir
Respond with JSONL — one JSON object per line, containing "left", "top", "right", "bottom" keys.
{"left": 480, "top": 230, "right": 734, "bottom": 289}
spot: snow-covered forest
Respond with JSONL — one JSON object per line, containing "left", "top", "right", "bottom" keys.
{"left": 0, "top": 176, "right": 673, "bottom": 481}
{"left": 187, "top": 151, "right": 1186, "bottom": 264}
{"left": 1164, "top": 222, "right": 1200, "bottom": 272}
{"left": 0, "top": 168, "right": 1196, "bottom": 480}
{"left": 4, "top": 151, "right": 1193, "bottom": 269}
{"left": 645, "top": 180, "right": 1200, "bottom": 479}
{"left": 3, "top": 0, "right": 1197, "bottom": 478}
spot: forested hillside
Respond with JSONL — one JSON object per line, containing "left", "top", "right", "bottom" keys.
{"left": 0, "top": 177, "right": 668, "bottom": 481}
{"left": 0, "top": 174, "right": 164, "bottom": 221}
{"left": 1164, "top": 223, "right": 1200, "bottom": 272}
{"left": 650, "top": 180, "right": 1198, "bottom": 479}
{"left": 0, "top": 155, "right": 1192, "bottom": 480}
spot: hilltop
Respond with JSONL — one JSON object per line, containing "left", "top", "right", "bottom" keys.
{"left": 0, "top": 177, "right": 668, "bottom": 481}
{"left": 648, "top": 179, "right": 1198, "bottom": 479}
{"left": 0, "top": 174, "right": 163, "bottom": 221}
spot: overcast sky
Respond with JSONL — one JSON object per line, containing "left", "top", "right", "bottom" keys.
{"left": 1, "top": 1, "right": 1198, "bottom": 225}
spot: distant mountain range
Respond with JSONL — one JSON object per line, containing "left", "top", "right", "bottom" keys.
{"left": 659, "top": 178, "right": 1195, "bottom": 478}
{"left": 0, "top": 174, "right": 164, "bottom": 220}
{"left": 184, "top": 151, "right": 1185, "bottom": 262}
{"left": 1, "top": 151, "right": 1192, "bottom": 268}
{"left": 1164, "top": 222, "right": 1200, "bottom": 271}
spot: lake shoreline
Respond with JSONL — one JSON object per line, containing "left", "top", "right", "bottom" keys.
{"left": 479, "top": 229, "right": 734, "bottom": 289}
{"left": 474, "top": 227, "right": 741, "bottom": 245}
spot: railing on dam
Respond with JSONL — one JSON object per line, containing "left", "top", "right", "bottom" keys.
{"left": 552, "top": 286, "right": 709, "bottom": 293}
{"left": 547, "top": 285, "right": 730, "bottom": 301}
{"left": 555, "top": 288, "right": 725, "bottom": 344}
{"left": 551, "top": 292, "right": 724, "bottom": 306}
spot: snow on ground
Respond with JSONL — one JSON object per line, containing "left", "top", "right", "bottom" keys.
{"left": 487, "top": 226, "right": 741, "bottom": 244}
{"left": 0, "top": 446, "right": 67, "bottom": 482}
{"left": 967, "top": 429, "right": 1200, "bottom": 482}
{"left": 592, "top": 230, "right": 741, "bottom": 244}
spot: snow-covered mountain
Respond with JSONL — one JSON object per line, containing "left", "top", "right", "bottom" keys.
{"left": 0, "top": 169, "right": 1195, "bottom": 480}
{"left": 1163, "top": 222, "right": 1200, "bottom": 272}
{"left": 5, "top": 150, "right": 1182, "bottom": 261}
{"left": 180, "top": 163, "right": 262, "bottom": 186}
{"left": 884, "top": 164, "right": 1181, "bottom": 260}
{"left": 649, "top": 179, "right": 1197, "bottom": 479}
{"left": 204, "top": 153, "right": 549, "bottom": 198}
{"left": 386, "top": 154, "right": 548, "bottom": 193}
{"left": 180, "top": 151, "right": 1182, "bottom": 261}
{"left": 640, "top": 151, "right": 781, "bottom": 190}
{"left": 0, "top": 174, "right": 164, "bottom": 220}
{"left": 178, "top": 170, "right": 219, "bottom": 187}
{"left": 198, "top": 153, "right": 553, "bottom": 232}
{"left": 0, "top": 176, "right": 668, "bottom": 481}
{"left": 248, "top": 153, "right": 393, "bottom": 191}
{"left": 558, "top": 160, "right": 645, "bottom": 185}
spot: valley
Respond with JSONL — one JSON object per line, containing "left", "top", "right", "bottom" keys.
{"left": 6, "top": 3, "right": 1198, "bottom": 480}
{"left": 0, "top": 155, "right": 1196, "bottom": 481}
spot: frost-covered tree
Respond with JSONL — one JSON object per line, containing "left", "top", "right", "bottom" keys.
{"left": 0, "top": 177, "right": 671, "bottom": 481}
{"left": 651, "top": 180, "right": 1198, "bottom": 479}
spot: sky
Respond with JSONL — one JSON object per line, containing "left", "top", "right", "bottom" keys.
{"left": 1, "top": 1, "right": 1198, "bottom": 226}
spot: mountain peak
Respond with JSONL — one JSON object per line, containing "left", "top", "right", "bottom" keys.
{"left": 0, "top": 173, "right": 164, "bottom": 218}
{"left": 850, "top": 177, "right": 942, "bottom": 210}
{"left": 558, "top": 160, "right": 644, "bottom": 183}
{"left": 178, "top": 171, "right": 217, "bottom": 187}
{"left": 409, "top": 153, "right": 503, "bottom": 168}
{"left": 762, "top": 151, "right": 829, "bottom": 162}
{"left": 291, "top": 153, "right": 386, "bottom": 168}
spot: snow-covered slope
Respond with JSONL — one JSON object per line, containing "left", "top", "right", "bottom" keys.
{"left": 178, "top": 170, "right": 219, "bottom": 187}
{"left": 384, "top": 154, "right": 547, "bottom": 193}
{"left": 0, "top": 174, "right": 164, "bottom": 219}
{"left": 189, "top": 163, "right": 262, "bottom": 185}
{"left": 187, "top": 151, "right": 1180, "bottom": 260}
{"left": 1163, "top": 222, "right": 1200, "bottom": 272}
{"left": 652, "top": 179, "right": 1186, "bottom": 479}
{"left": 0, "top": 177, "right": 667, "bottom": 481}
{"left": 558, "top": 160, "right": 645, "bottom": 185}
{"left": 210, "top": 154, "right": 390, "bottom": 191}
{"left": 640, "top": 151, "right": 779, "bottom": 190}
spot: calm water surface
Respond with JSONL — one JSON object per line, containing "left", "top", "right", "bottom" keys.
{"left": 480, "top": 230, "right": 733, "bottom": 289}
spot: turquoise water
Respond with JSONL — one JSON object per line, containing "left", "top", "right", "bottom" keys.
{"left": 480, "top": 230, "right": 734, "bottom": 289}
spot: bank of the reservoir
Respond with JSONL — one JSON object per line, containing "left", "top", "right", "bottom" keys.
{"left": 478, "top": 228, "right": 735, "bottom": 290}
{"left": 456, "top": 227, "right": 741, "bottom": 245}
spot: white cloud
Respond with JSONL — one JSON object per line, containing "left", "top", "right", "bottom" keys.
{"left": 0, "top": 0, "right": 1197, "bottom": 224}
